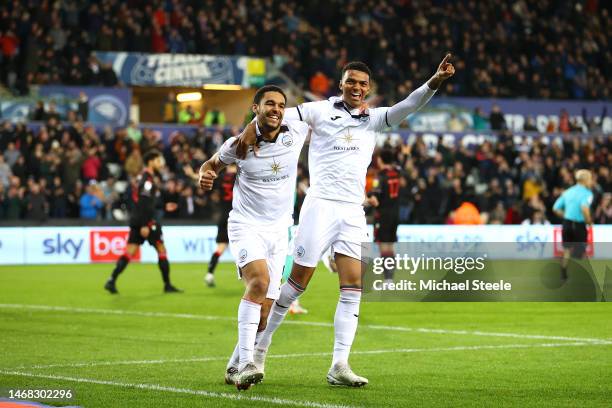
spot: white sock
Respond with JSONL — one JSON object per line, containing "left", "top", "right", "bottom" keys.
{"left": 332, "top": 288, "right": 361, "bottom": 367}
{"left": 228, "top": 331, "right": 263, "bottom": 369}
{"left": 237, "top": 298, "right": 261, "bottom": 370}
{"left": 257, "top": 280, "right": 304, "bottom": 351}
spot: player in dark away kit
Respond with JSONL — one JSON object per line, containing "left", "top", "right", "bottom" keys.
{"left": 204, "top": 164, "right": 237, "bottom": 287}
{"left": 104, "top": 150, "right": 182, "bottom": 294}
{"left": 371, "top": 149, "right": 401, "bottom": 281}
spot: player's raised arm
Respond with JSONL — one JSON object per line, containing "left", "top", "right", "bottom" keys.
{"left": 385, "top": 54, "right": 455, "bottom": 127}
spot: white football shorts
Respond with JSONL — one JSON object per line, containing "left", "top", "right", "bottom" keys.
{"left": 228, "top": 221, "right": 288, "bottom": 300}
{"left": 293, "top": 195, "right": 369, "bottom": 267}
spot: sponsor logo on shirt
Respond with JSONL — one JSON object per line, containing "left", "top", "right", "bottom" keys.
{"left": 261, "top": 157, "right": 290, "bottom": 182}
{"left": 333, "top": 129, "right": 361, "bottom": 151}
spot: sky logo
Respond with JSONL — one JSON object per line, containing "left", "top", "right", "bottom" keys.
{"left": 42, "top": 234, "right": 84, "bottom": 260}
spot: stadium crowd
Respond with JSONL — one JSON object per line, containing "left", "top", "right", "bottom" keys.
{"left": 0, "top": 0, "right": 610, "bottom": 100}
{"left": 0, "top": 107, "right": 610, "bottom": 225}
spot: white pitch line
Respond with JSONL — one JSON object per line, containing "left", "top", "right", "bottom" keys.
{"left": 16, "top": 341, "right": 611, "bottom": 370}
{"left": 0, "top": 370, "right": 356, "bottom": 408}
{"left": 1, "top": 303, "right": 610, "bottom": 345}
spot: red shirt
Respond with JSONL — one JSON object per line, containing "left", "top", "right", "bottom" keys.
{"left": 82, "top": 156, "right": 102, "bottom": 180}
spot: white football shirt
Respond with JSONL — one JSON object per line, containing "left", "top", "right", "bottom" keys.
{"left": 219, "top": 120, "right": 309, "bottom": 227}
{"left": 282, "top": 98, "right": 388, "bottom": 204}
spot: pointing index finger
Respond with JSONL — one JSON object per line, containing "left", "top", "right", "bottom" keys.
{"left": 441, "top": 53, "right": 452, "bottom": 65}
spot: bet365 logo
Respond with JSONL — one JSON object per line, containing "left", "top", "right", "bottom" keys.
{"left": 90, "top": 230, "right": 140, "bottom": 262}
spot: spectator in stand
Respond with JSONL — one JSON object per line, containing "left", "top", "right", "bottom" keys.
{"left": 558, "top": 109, "right": 571, "bottom": 133}
{"left": 79, "top": 183, "right": 103, "bottom": 219}
{"left": 594, "top": 193, "right": 612, "bottom": 224}
{"left": 25, "top": 182, "right": 48, "bottom": 221}
{"left": 163, "top": 92, "right": 178, "bottom": 123}
{"left": 78, "top": 92, "right": 89, "bottom": 121}
{"left": 523, "top": 116, "right": 537, "bottom": 131}
{"left": 489, "top": 105, "right": 506, "bottom": 131}
{"left": 450, "top": 200, "right": 483, "bottom": 225}
{"left": 82, "top": 149, "right": 102, "bottom": 181}
{"left": 31, "top": 101, "right": 46, "bottom": 121}
{"left": 521, "top": 209, "right": 550, "bottom": 225}
{"left": 99, "top": 62, "right": 118, "bottom": 87}
{"left": 178, "top": 105, "right": 201, "bottom": 124}
{"left": 309, "top": 71, "right": 331, "bottom": 98}
{"left": 178, "top": 185, "right": 195, "bottom": 218}
{"left": 50, "top": 176, "right": 67, "bottom": 218}
{"left": 472, "top": 107, "right": 488, "bottom": 131}
{"left": 203, "top": 108, "right": 227, "bottom": 127}
{"left": 4, "top": 184, "right": 24, "bottom": 219}
{"left": 100, "top": 176, "right": 119, "bottom": 220}
{"left": 0, "top": 155, "right": 12, "bottom": 188}
{"left": 124, "top": 148, "right": 143, "bottom": 178}
{"left": 447, "top": 113, "right": 466, "bottom": 132}
{"left": 127, "top": 121, "right": 142, "bottom": 144}
{"left": 46, "top": 102, "right": 61, "bottom": 122}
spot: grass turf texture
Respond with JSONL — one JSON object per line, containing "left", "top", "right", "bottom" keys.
{"left": 0, "top": 263, "right": 610, "bottom": 407}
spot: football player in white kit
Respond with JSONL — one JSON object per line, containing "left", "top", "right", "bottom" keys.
{"left": 199, "top": 85, "right": 309, "bottom": 390}
{"left": 234, "top": 55, "right": 455, "bottom": 387}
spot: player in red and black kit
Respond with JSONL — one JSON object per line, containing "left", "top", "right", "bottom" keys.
{"left": 104, "top": 150, "right": 182, "bottom": 294}
{"left": 204, "top": 164, "right": 237, "bottom": 287}
{"left": 370, "top": 149, "right": 402, "bottom": 281}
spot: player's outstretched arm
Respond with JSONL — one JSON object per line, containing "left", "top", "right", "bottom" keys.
{"left": 386, "top": 54, "right": 455, "bottom": 127}
{"left": 199, "top": 153, "right": 226, "bottom": 191}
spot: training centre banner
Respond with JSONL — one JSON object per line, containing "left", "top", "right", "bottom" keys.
{"left": 94, "top": 52, "right": 266, "bottom": 88}
{"left": 0, "top": 225, "right": 611, "bottom": 265}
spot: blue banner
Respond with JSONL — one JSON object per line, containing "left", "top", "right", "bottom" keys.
{"left": 407, "top": 97, "right": 611, "bottom": 133}
{"left": 94, "top": 52, "right": 266, "bottom": 87}
{"left": 39, "top": 86, "right": 131, "bottom": 127}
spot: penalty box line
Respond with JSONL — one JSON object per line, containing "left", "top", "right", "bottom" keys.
{"left": 16, "top": 341, "right": 612, "bottom": 370}
{"left": 1, "top": 303, "right": 611, "bottom": 345}
{"left": 0, "top": 369, "right": 356, "bottom": 408}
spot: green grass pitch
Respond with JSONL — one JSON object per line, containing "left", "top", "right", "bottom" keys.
{"left": 0, "top": 263, "right": 610, "bottom": 407}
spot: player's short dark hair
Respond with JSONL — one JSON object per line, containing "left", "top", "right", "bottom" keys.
{"left": 253, "top": 85, "right": 287, "bottom": 105}
{"left": 379, "top": 149, "right": 396, "bottom": 165}
{"left": 341, "top": 61, "right": 372, "bottom": 80}
{"left": 143, "top": 149, "right": 162, "bottom": 164}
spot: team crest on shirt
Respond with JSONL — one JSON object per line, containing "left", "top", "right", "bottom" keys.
{"left": 296, "top": 245, "right": 305, "bottom": 258}
{"left": 239, "top": 249, "right": 247, "bottom": 262}
{"left": 282, "top": 134, "right": 293, "bottom": 147}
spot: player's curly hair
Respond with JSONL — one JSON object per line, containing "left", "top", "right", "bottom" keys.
{"left": 341, "top": 61, "right": 372, "bottom": 79}
{"left": 253, "top": 85, "right": 287, "bottom": 104}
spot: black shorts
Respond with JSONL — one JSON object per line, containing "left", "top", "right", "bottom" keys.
{"left": 128, "top": 223, "right": 164, "bottom": 246}
{"left": 216, "top": 217, "right": 229, "bottom": 243}
{"left": 561, "top": 220, "right": 587, "bottom": 257}
{"left": 374, "top": 212, "right": 399, "bottom": 243}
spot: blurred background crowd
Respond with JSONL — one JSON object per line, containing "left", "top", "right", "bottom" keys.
{"left": 0, "top": 0, "right": 609, "bottom": 100}
{"left": 0, "top": 110, "right": 610, "bottom": 225}
{"left": 0, "top": 0, "right": 609, "bottom": 225}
